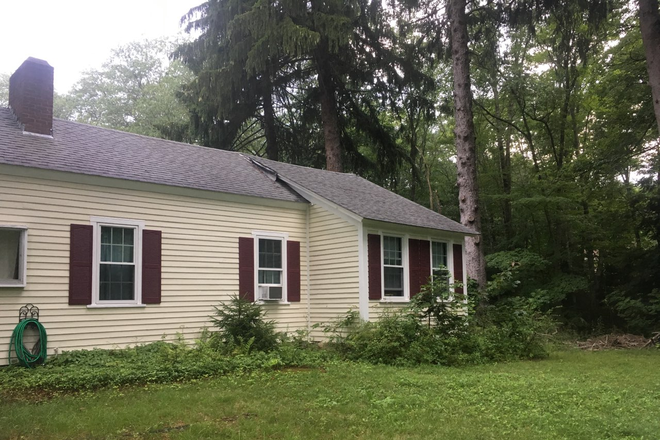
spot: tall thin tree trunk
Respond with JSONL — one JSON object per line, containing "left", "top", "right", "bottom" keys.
{"left": 316, "top": 40, "right": 343, "bottom": 172}
{"left": 449, "top": 0, "right": 486, "bottom": 288}
{"left": 492, "top": 82, "right": 513, "bottom": 243}
{"left": 263, "top": 73, "right": 278, "bottom": 161}
{"left": 639, "top": 0, "right": 660, "bottom": 134}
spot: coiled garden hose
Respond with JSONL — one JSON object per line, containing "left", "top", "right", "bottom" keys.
{"left": 8, "top": 318, "right": 48, "bottom": 367}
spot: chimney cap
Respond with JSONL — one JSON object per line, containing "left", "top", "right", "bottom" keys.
{"left": 21, "top": 57, "right": 52, "bottom": 67}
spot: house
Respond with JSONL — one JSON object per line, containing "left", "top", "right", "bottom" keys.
{"left": 0, "top": 57, "right": 475, "bottom": 365}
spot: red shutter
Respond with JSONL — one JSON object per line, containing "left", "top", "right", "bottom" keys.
{"left": 453, "top": 243, "right": 464, "bottom": 295}
{"left": 238, "top": 237, "right": 255, "bottom": 301}
{"left": 368, "top": 234, "right": 382, "bottom": 300}
{"left": 142, "top": 229, "right": 162, "bottom": 304}
{"left": 69, "top": 224, "right": 93, "bottom": 305}
{"left": 409, "top": 239, "right": 431, "bottom": 297}
{"left": 287, "top": 240, "right": 301, "bottom": 302}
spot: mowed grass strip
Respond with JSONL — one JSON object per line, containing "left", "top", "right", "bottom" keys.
{"left": 1, "top": 350, "right": 659, "bottom": 440}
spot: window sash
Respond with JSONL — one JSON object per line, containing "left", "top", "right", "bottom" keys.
{"left": 382, "top": 235, "right": 405, "bottom": 298}
{"left": 98, "top": 226, "right": 137, "bottom": 302}
{"left": 431, "top": 241, "right": 449, "bottom": 279}
{"left": 257, "top": 238, "right": 283, "bottom": 287}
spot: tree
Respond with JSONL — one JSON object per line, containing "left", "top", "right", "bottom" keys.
{"left": 177, "top": 0, "right": 432, "bottom": 174}
{"left": 64, "top": 38, "right": 194, "bottom": 142}
{"left": 448, "top": 0, "right": 486, "bottom": 287}
{"left": 639, "top": 0, "right": 660, "bottom": 133}
{"left": 0, "top": 73, "right": 8, "bottom": 108}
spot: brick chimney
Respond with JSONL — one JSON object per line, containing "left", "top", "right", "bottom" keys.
{"left": 9, "top": 57, "right": 54, "bottom": 136}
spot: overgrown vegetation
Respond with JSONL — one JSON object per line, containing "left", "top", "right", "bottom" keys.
{"left": 0, "top": 337, "right": 330, "bottom": 397}
{"left": 0, "top": 289, "right": 557, "bottom": 396}
{"left": 325, "top": 275, "right": 554, "bottom": 366}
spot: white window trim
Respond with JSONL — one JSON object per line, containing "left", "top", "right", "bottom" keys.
{"left": 0, "top": 225, "right": 28, "bottom": 288}
{"left": 380, "top": 233, "right": 409, "bottom": 302}
{"left": 90, "top": 217, "right": 145, "bottom": 307}
{"left": 252, "top": 231, "right": 288, "bottom": 303}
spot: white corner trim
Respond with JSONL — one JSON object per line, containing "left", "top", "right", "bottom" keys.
{"left": 276, "top": 176, "right": 363, "bottom": 226}
{"left": 305, "top": 205, "right": 312, "bottom": 333}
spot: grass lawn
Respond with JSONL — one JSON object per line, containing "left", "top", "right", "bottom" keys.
{"left": 1, "top": 349, "right": 659, "bottom": 440}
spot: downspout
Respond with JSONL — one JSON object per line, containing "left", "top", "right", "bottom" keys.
{"left": 306, "top": 204, "right": 312, "bottom": 338}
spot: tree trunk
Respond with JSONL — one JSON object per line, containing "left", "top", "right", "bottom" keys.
{"left": 262, "top": 74, "right": 278, "bottom": 161}
{"left": 449, "top": 0, "right": 486, "bottom": 288}
{"left": 639, "top": 0, "right": 660, "bottom": 134}
{"left": 492, "top": 82, "right": 513, "bottom": 243}
{"left": 316, "top": 40, "right": 343, "bottom": 172}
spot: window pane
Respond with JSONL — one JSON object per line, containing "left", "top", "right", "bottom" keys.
{"left": 101, "top": 227, "right": 135, "bottom": 263}
{"left": 123, "top": 245, "right": 134, "bottom": 263}
{"left": 258, "top": 269, "right": 281, "bottom": 285}
{"left": 0, "top": 229, "right": 21, "bottom": 280}
{"left": 101, "top": 227, "right": 111, "bottom": 244}
{"left": 123, "top": 228, "right": 134, "bottom": 245}
{"left": 432, "top": 242, "right": 447, "bottom": 269}
{"left": 101, "top": 244, "right": 111, "bottom": 262}
{"left": 259, "top": 238, "right": 282, "bottom": 269}
{"left": 99, "top": 264, "right": 135, "bottom": 301}
{"left": 111, "top": 228, "right": 123, "bottom": 245}
{"left": 112, "top": 245, "right": 123, "bottom": 262}
{"left": 384, "top": 266, "right": 403, "bottom": 296}
{"left": 383, "top": 236, "right": 402, "bottom": 266}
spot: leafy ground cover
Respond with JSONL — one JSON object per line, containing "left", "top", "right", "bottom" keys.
{"left": 2, "top": 349, "right": 658, "bottom": 440}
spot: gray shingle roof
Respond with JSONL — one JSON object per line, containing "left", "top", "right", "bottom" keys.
{"left": 254, "top": 158, "right": 476, "bottom": 235}
{"left": 0, "top": 107, "right": 475, "bottom": 234}
{"left": 0, "top": 108, "right": 304, "bottom": 203}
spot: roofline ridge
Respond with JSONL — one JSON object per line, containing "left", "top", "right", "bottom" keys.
{"left": 52, "top": 116, "right": 242, "bottom": 156}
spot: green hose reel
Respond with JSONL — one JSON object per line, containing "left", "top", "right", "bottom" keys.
{"left": 8, "top": 304, "right": 48, "bottom": 368}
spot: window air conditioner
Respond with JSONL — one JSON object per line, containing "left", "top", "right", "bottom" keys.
{"left": 258, "top": 285, "right": 283, "bottom": 301}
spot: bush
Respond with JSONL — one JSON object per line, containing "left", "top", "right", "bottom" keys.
{"left": 324, "top": 275, "right": 553, "bottom": 366}
{"left": 210, "top": 295, "right": 279, "bottom": 352}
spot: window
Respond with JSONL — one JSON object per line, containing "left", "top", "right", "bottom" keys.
{"left": 0, "top": 226, "right": 27, "bottom": 287}
{"left": 100, "top": 226, "right": 136, "bottom": 301}
{"left": 431, "top": 241, "right": 448, "bottom": 279}
{"left": 255, "top": 234, "right": 286, "bottom": 301}
{"left": 383, "top": 236, "right": 404, "bottom": 297}
{"left": 91, "top": 217, "right": 144, "bottom": 305}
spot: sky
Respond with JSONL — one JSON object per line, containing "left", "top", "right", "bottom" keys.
{"left": 0, "top": 0, "right": 202, "bottom": 93}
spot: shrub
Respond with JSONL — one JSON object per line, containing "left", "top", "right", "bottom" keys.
{"left": 210, "top": 295, "right": 279, "bottom": 352}
{"left": 324, "top": 275, "right": 553, "bottom": 366}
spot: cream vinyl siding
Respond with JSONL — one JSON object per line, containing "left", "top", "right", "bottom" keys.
{"left": 0, "top": 171, "right": 309, "bottom": 365}
{"left": 369, "top": 302, "right": 409, "bottom": 321}
{"left": 308, "top": 204, "right": 360, "bottom": 339}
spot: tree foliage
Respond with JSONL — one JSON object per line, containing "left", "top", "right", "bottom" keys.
{"left": 58, "top": 38, "right": 194, "bottom": 142}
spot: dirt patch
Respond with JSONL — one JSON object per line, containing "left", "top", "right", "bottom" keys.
{"left": 576, "top": 333, "right": 659, "bottom": 351}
